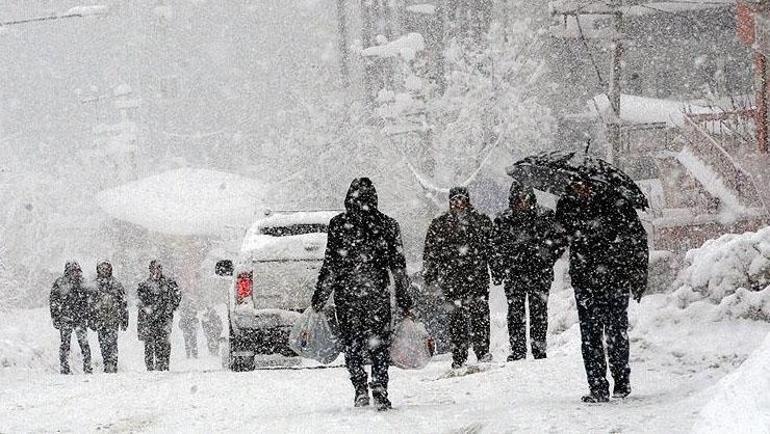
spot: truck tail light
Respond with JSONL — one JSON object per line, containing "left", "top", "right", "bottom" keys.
{"left": 236, "top": 272, "right": 253, "bottom": 304}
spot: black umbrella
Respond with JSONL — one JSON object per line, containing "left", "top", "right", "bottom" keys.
{"left": 506, "top": 151, "right": 649, "bottom": 210}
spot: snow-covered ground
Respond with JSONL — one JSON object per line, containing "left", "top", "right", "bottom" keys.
{"left": 2, "top": 287, "right": 768, "bottom": 433}
{"left": 6, "top": 230, "right": 770, "bottom": 432}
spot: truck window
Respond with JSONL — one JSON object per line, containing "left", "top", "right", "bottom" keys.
{"left": 260, "top": 223, "right": 328, "bottom": 237}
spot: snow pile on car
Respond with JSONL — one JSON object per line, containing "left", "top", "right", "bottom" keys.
{"left": 670, "top": 227, "right": 770, "bottom": 321}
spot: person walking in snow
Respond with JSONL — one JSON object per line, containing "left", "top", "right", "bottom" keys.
{"left": 50, "top": 261, "right": 93, "bottom": 374}
{"left": 556, "top": 178, "right": 648, "bottom": 402}
{"left": 311, "top": 177, "right": 413, "bottom": 411}
{"left": 90, "top": 261, "right": 128, "bottom": 373}
{"left": 423, "top": 186, "right": 494, "bottom": 369}
{"left": 200, "top": 306, "right": 223, "bottom": 356}
{"left": 492, "top": 182, "right": 565, "bottom": 361}
{"left": 178, "top": 299, "right": 199, "bottom": 359}
{"left": 137, "top": 260, "right": 181, "bottom": 371}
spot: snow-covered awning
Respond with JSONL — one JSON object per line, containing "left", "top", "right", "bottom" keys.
{"left": 97, "top": 168, "right": 268, "bottom": 237}
{"left": 589, "top": 94, "right": 722, "bottom": 127}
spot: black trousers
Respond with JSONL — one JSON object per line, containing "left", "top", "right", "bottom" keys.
{"left": 337, "top": 302, "right": 391, "bottom": 391}
{"left": 182, "top": 329, "right": 198, "bottom": 359}
{"left": 143, "top": 331, "right": 172, "bottom": 371}
{"left": 59, "top": 325, "right": 92, "bottom": 374}
{"left": 448, "top": 295, "right": 490, "bottom": 366}
{"left": 574, "top": 288, "right": 631, "bottom": 397}
{"left": 97, "top": 328, "right": 119, "bottom": 373}
{"left": 506, "top": 276, "right": 550, "bottom": 359}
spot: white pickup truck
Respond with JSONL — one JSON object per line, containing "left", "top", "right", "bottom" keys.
{"left": 215, "top": 210, "right": 339, "bottom": 371}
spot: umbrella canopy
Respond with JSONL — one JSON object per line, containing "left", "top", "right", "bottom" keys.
{"left": 97, "top": 168, "right": 268, "bottom": 237}
{"left": 507, "top": 151, "right": 649, "bottom": 210}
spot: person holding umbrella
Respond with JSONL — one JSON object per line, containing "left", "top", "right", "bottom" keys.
{"left": 510, "top": 151, "right": 649, "bottom": 403}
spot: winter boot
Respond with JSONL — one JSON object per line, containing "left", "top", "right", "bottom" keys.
{"left": 613, "top": 383, "right": 631, "bottom": 399}
{"left": 478, "top": 353, "right": 493, "bottom": 363}
{"left": 370, "top": 383, "right": 392, "bottom": 411}
{"left": 506, "top": 353, "right": 524, "bottom": 362}
{"left": 354, "top": 383, "right": 370, "bottom": 408}
{"left": 581, "top": 392, "right": 609, "bottom": 403}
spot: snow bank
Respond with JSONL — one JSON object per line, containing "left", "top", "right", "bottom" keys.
{"left": 693, "top": 331, "right": 770, "bottom": 434}
{"left": 670, "top": 227, "right": 770, "bottom": 321}
{"left": 97, "top": 168, "right": 267, "bottom": 237}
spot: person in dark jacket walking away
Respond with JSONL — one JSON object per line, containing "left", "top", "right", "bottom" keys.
{"left": 556, "top": 179, "right": 648, "bottom": 403}
{"left": 201, "top": 307, "right": 223, "bottom": 356}
{"left": 492, "top": 183, "right": 565, "bottom": 361}
{"left": 137, "top": 260, "right": 181, "bottom": 371}
{"left": 91, "top": 261, "right": 128, "bottom": 373}
{"left": 178, "top": 300, "right": 199, "bottom": 359}
{"left": 423, "top": 187, "right": 494, "bottom": 369}
{"left": 50, "top": 261, "right": 93, "bottom": 374}
{"left": 311, "top": 177, "right": 413, "bottom": 411}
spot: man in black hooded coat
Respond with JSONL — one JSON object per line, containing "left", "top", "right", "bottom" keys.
{"left": 91, "top": 261, "right": 128, "bottom": 373}
{"left": 423, "top": 187, "right": 494, "bottom": 369}
{"left": 556, "top": 179, "right": 648, "bottom": 403}
{"left": 137, "top": 260, "right": 181, "bottom": 371}
{"left": 311, "top": 177, "right": 413, "bottom": 411}
{"left": 50, "top": 261, "right": 93, "bottom": 374}
{"left": 492, "top": 182, "right": 565, "bottom": 361}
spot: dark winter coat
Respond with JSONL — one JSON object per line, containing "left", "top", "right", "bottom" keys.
{"left": 555, "top": 190, "right": 648, "bottom": 299}
{"left": 136, "top": 276, "right": 181, "bottom": 340}
{"left": 50, "top": 274, "right": 91, "bottom": 329}
{"left": 91, "top": 276, "right": 128, "bottom": 331}
{"left": 423, "top": 208, "right": 494, "bottom": 301}
{"left": 491, "top": 205, "right": 565, "bottom": 285}
{"left": 312, "top": 178, "right": 413, "bottom": 340}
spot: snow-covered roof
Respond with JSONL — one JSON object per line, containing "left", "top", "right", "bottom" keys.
{"left": 406, "top": 4, "right": 436, "bottom": 15}
{"left": 361, "top": 33, "right": 425, "bottom": 61}
{"left": 590, "top": 94, "right": 722, "bottom": 127}
{"left": 550, "top": 0, "right": 732, "bottom": 17}
{"left": 65, "top": 5, "right": 109, "bottom": 17}
{"left": 97, "top": 168, "right": 268, "bottom": 237}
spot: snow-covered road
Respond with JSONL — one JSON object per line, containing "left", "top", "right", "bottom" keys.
{"left": 2, "top": 302, "right": 768, "bottom": 433}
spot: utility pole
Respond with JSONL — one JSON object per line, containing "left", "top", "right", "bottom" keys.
{"left": 550, "top": 1, "right": 625, "bottom": 162}
{"left": 608, "top": 0, "right": 624, "bottom": 163}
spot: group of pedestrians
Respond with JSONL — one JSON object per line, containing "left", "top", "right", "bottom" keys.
{"left": 49, "top": 259, "right": 223, "bottom": 374}
{"left": 312, "top": 176, "right": 648, "bottom": 410}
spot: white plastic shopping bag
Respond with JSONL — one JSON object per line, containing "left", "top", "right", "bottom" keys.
{"left": 289, "top": 307, "right": 342, "bottom": 364}
{"left": 390, "top": 318, "right": 434, "bottom": 370}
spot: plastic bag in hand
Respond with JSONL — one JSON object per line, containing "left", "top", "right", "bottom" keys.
{"left": 390, "top": 318, "right": 434, "bottom": 370}
{"left": 289, "top": 307, "right": 342, "bottom": 364}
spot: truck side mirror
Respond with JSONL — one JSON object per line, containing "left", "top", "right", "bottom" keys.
{"left": 215, "top": 259, "right": 233, "bottom": 277}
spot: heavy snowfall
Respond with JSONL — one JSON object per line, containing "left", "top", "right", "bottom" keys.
{"left": 2, "top": 1, "right": 770, "bottom": 433}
